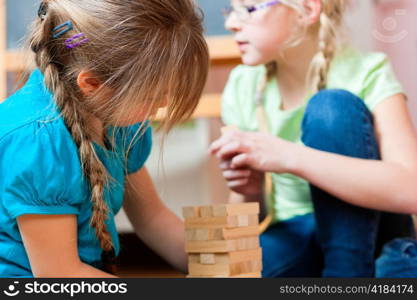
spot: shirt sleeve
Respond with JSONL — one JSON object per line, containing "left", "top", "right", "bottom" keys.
{"left": 0, "top": 121, "right": 85, "bottom": 219}
{"left": 361, "top": 53, "right": 404, "bottom": 111}
{"left": 123, "top": 123, "right": 153, "bottom": 174}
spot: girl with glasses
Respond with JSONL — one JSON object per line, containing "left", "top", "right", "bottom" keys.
{"left": 210, "top": 0, "right": 417, "bottom": 277}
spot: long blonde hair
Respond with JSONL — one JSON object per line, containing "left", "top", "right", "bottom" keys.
{"left": 259, "top": 0, "right": 347, "bottom": 97}
{"left": 25, "top": 0, "right": 209, "bottom": 263}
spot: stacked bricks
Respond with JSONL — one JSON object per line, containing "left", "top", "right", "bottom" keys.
{"left": 182, "top": 203, "right": 262, "bottom": 278}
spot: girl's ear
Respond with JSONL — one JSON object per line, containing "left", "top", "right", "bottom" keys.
{"left": 77, "top": 71, "right": 102, "bottom": 96}
{"left": 300, "top": 0, "right": 322, "bottom": 26}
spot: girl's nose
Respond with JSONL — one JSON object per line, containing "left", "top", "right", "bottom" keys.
{"left": 225, "top": 12, "right": 242, "bottom": 33}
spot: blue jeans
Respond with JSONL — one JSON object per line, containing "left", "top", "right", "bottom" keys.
{"left": 261, "top": 89, "right": 415, "bottom": 278}
{"left": 376, "top": 238, "right": 417, "bottom": 278}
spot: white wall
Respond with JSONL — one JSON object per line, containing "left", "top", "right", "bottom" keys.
{"left": 345, "top": 0, "right": 374, "bottom": 51}
{"left": 373, "top": 0, "right": 417, "bottom": 127}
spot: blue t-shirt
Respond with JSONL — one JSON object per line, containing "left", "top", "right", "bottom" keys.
{"left": 0, "top": 70, "right": 152, "bottom": 278}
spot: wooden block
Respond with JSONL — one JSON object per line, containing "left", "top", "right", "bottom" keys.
{"left": 231, "top": 272, "right": 261, "bottom": 278}
{"left": 186, "top": 229, "right": 207, "bottom": 241}
{"left": 222, "top": 226, "right": 259, "bottom": 240}
{"left": 199, "top": 206, "right": 213, "bottom": 217}
{"left": 185, "top": 215, "right": 259, "bottom": 229}
{"left": 185, "top": 237, "right": 259, "bottom": 253}
{"left": 237, "top": 215, "right": 250, "bottom": 226}
{"left": 183, "top": 203, "right": 259, "bottom": 220}
{"left": 185, "top": 216, "right": 235, "bottom": 229}
{"left": 186, "top": 229, "right": 209, "bottom": 241}
{"left": 186, "top": 226, "right": 259, "bottom": 241}
{"left": 187, "top": 272, "right": 262, "bottom": 278}
{"left": 185, "top": 228, "right": 223, "bottom": 241}
{"left": 189, "top": 248, "right": 262, "bottom": 265}
{"left": 224, "top": 248, "right": 262, "bottom": 264}
{"left": 188, "top": 259, "right": 262, "bottom": 276}
{"left": 200, "top": 254, "right": 216, "bottom": 265}
{"left": 235, "top": 237, "right": 259, "bottom": 251}
{"left": 212, "top": 203, "right": 260, "bottom": 217}
{"left": 242, "top": 215, "right": 259, "bottom": 227}
{"left": 182, "top": 206, "right": 200, "bottom": 219}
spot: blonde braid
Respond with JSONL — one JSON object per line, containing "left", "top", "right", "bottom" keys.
{"left": 252, "top": 61, "right": 277, "bottom": 231}
{"left": 29, "top": 3, "right": 114, "bottom": 255}
{"left": 308, "top": 0, "right": 346, "bottom": 93}
{"left": 256, "top": 62, "right": 277, "bottom": 106}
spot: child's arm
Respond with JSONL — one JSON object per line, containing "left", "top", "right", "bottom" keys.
{"left": 211, "top": 94, "right": 417, "bottom": 214}
{"left": 123, "top": 167, "right": 188, "bottom": 273}
{"left": 17, "top": 214, "right": 117, "bottom": 277}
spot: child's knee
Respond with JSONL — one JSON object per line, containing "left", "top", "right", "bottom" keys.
{"left": 302, "top": 89, "right": 366, "bottom": 136}
{"left": 301, "top": 89, "right": 379, "bottom": 158}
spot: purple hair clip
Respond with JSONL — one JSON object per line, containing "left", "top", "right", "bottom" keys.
{"left": 65, "top": 33, "right": 90, "bottom": 49}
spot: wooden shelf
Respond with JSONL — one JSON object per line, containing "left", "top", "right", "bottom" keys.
{"left": 155, "top": 93, "right": 222, "bottom": 120}
{"left": 5, "top": 50, "right": 31, "bottom": 72}
{"left": 208, "top": 35, "right": 241, "bottom": 65}
{"left": 193, "top": 93, "right": 222, "bottom": 118}
{"left": 4, "top": 36, "right": 241, "bottom": 72}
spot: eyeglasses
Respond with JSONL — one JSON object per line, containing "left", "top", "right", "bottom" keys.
{"left": 222, "top": 0, "right": 282, "bottom": 21}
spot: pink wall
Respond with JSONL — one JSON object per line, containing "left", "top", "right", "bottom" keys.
{"left": 373, "top": 0, "right": 417, "bottom": 127}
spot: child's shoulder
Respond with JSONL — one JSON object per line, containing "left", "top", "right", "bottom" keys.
{"left": 0, "top": 101, "right": 71, "bottom": 157}
{"left": 0, "top": 115, "right": 85, "bottom": 212}
{"left": 0, "top": 92, "right": 81, "bottom": 183}
{"left": 330, "top": 47, "right": 402, "bottom": 109}
{"left": 332, "top": 47, "right": 391, "bottom": 75}
{"left": 0, "top": 70, "right": 62, "bottom": 141}
{"left": 0, "top": 120, "right": 86, "bottom": 220}
{"left": 0, "top": 116, "right": 80, "bottom": 174}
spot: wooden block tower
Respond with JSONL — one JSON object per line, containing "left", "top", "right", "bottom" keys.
{"left": 182, "top": 203, "right": 262, "bottom": 278}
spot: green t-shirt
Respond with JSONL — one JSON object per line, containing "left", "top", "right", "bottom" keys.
{"left": 221, "top": 47, "right": 404, "bottom": 223}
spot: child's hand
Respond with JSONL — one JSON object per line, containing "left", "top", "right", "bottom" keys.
{"left": 209, "top": 129, "right": 294, "bottom": 174}
{"left": 219, "top": 159, "right": 264, "bottom": 196}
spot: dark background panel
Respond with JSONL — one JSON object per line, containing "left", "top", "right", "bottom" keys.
{"left": 197, "top": 0, "right": 229, "bottom": 36}
{"left": 6, "top": 0, "right": 40, "bottom": 49}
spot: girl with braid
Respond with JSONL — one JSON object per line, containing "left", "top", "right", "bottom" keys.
{"left": 0, "top": 0, "right": 208, "bottom": 277}
{"left": 210, "top": 0, "right": 417, "bottom": 277}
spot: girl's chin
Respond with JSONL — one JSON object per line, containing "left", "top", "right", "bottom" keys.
{"left": 241, "top": 55, "right": 270, "bottom": 67}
